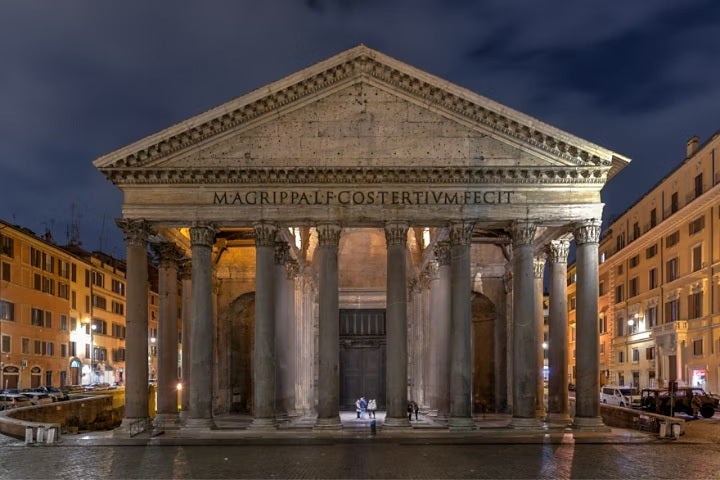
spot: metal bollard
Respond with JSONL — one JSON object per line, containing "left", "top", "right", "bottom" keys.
{"left": 25, "top": 427, "right": 33, "bottom": 445}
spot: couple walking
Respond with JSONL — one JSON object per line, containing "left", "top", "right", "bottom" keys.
{"left": 356, "top": 397, "right": 377, "bottom": 418}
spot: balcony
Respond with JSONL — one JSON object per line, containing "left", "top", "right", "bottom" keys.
{"left": 653, "top": 321, "right": 688, "bottom": 335}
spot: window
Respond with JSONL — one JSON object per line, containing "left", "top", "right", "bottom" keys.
{"left": 646, "top": 347, "right": 655, "bottom": 360}
{"left": 0, "top": 300, "right": 14, "bottom": 321}
{"left": 21, "top": 337, "right": 30, "bottom": 354}
{"left": 60, "top": 315, "right": 68, "bottom": 331}
{"left": 617, "top": 264, "right": 624, "bottom": 275}
{"left": 0, "top": 234, "right": 14, "bottom": 257}
{"left": 616, "top": 317, "right": 625, "bottom": 337}
{"left": 628, "top": 317, "right": 637, "bottom": 335}
{"left": 599, "top": 316, "right": 608, "bottom": 334}
{"left": 671, "top": 192, "right": 679, "bottom": 214}
{"left": 666, "top": 258, "right": 679, "bottom": 282}
{"left": 695, "top": 173, "right": 703, "bottom": 198}
{"left": 616, "top": 284, "right": 625, "bottom": 302}
{"left": 616, "top": 233, "right": 625, "bottom": 251}
{"left": 599, "top": 282, "right": 605, "bottom": 296}
{"left": 600, "top": 343, "right": 605, "bottom": 354}
{"left": 646, "top": 306, "right": 658, "bottom": 328}
{"left": 693, "top": 339, "right": 703, "bottom": 356}
{"left": 58, "top": 282, "right": 70, "bottom": 300}
{"left": 629, "top": 277, "right": 639, "bottom": 297}
{"left": 689, "top": 216, "right": 705, "bottom": 235}
{"left": 31, "top": 308, "right": 44, "bottom": 327}
{"left": 1, "top": 262, "right": 9, "bottom": 281}
{"left": 58, "top": 260, "right": 70, "bottom": 279}
{"left": 71, "top": 263, "right": 77, "bottom": 283}
{"left": 93, "top": 318, "right": 108, "bottom": 335}
{"left": 648, "top": 268, "right": 658, "bottom": 289}
{"left": 569, "top": 296, "right": 576, "bottom": 311}
{"left": 632, "top": 348, "right": 640, "bottom": 363}
{"left": 34, "top": 339, "right": 41, "bottom": 355}
{"left": 646, "top": 244, "right": 657, "bottom": 259}
{"left": 666, "top": 231, "right": 680, "bottom": 248}
{"left": 112, "top": 279, "right": 125, "bottom": 296}
{"left": 688, "top": 292, "right": 703, "bottom": 319}
{"left": 665, "top": 299, "right": 680, "bottom": 323}
{"left": 633, "top": 222, "right": 640, "bottom": 240}
{"left": 71, "top": 290, "right": 76, "bottom": 310}
{"left": 31, "top": 247, "right": 42, "bottom": 267}
{"left": 91, "top": 271, "right": 105, "bottom": 288}
{"left": 629, "top": 255, "right": 640, "bottom": 268}
{"left": 92, "top": 295, "right": 107, "bottom": 310}
{"left": 650, "top": 208, "right": 657, "bottom": 228}
{"left": 70, "top": 341, "right": 77, "bottom": 357}
{"left": 46, "top": 342, "right": 54, "bottom": 356}
{"left": 619, "top": 351, "right": 625, "bottom": 363}
{"left": 61, "top": 343, "right": 67, "bottom": 357}
{"left": 692, "top": 245, "right": 703, "bottom": 271}
{"left": 111, "top": 301, "right": 124, "bottom": 315}
{"left": 44, "top": 311, "right": 52, "bottom": 329}
{"left": 1, "top": 334, "right": 10, "bottom": 353}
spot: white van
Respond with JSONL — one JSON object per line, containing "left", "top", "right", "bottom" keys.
{"left": 600, "top": 386, "right": 641, "bottom": 408}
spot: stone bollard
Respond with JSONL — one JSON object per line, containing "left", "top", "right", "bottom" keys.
{"left": 46, "top": 427, "right": 57, "bottom": 444}
{"left": 36, "top": 426, "right": 46, "bottom": 443}
{"left": 25, "top": 427, "right": 33, "bottom": 445}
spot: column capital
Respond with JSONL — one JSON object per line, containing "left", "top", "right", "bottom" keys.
{"left": 274, "top": 241, "right": 290, "bottom": 265}
{"left": 574, "top": 219, "right": 602, "bottom": 245}
{"left": 190, "top": 224, "right": 216, "bottom": 247}
{"left": 510, "top": 221, "right": 536, "bottom": 247}
{"left": 253, "top": 222, "right": 278, "bottom": 247}
{"left": 433, "top": 241, "right": 451, "bottom": 266}
{"left": 316, "top": 223, "right": 342, "bottom": 247}
{"left": 384, "top": 221, "right": 409, "bottom": 246}
{"left": 533, "top": 257, "right": 546, "bottom": 279}
{"left": 116, "top": 218, "right": 154, "bottom": 247}
{"left": 448, "top": 221, "right": 474, "bottom": 246}
{"left": 426, "top": 260, "right": 440, "bottom": 281}
{"left": 152, "top": 242, "right": 184, "bottom": 268}
{"left": 546, "top": 239, "right": 570, "bottom": 264}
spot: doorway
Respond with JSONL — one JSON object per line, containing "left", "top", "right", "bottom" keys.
{"left": 339, "top": 309, "right": 386, "bottom": 410}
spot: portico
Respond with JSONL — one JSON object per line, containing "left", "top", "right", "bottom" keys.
{"left": 94, "top": 45, "right": 629, "bottom": 435}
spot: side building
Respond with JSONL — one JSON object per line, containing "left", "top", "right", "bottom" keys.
{"left": 0, "top": 220, "right": 170, "bottom": 390}
{"left": 569, "top": 131, "right": 720, "bottom": 393}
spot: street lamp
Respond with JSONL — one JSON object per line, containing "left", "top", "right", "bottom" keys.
{"left": 90, "top": 322, "right": 97, "bottom": 383}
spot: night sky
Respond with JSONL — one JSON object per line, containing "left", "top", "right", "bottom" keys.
{"left": 2, "top": 1, "right": 719, "bottom": 259}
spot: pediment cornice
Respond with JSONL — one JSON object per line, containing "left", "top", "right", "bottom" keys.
{"left": 102, "top": 165, "right": 609, "bottom": 186}
{"left": 94, "top": 45, "right": 629, "bottom": 179}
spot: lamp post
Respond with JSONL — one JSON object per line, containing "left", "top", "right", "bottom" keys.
{"left": 90, "top": 322, "right": 97, "bottom": 384}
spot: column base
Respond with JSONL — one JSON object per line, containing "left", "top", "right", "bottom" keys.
{"left": 448, "top": 416, "right": 476, "bottom": 431}
{"left": 247, "top": 417, "right": 277, "bottom": 430}
{"left": 313, "top": 417, "right": 343, "bottom": 430}
{"left": 181, "top": 417, "right": 216, "bottom": 431}
{"left": 509, "top": 417, "right": 544, "bottom": 430}
{"left": 572, "top": 416, "right": 610, "bottom": 432}
{"left": 382, "top": 416, "right": 411, "bottom": 429}
{"left": 546, "top": 412, "right": 573, "bottom": 427}
{"left": 154, "top": 413, "right": 180, "bottom": 430}
{"left": 114, "top": 417, "right": 151, "bottom": 437}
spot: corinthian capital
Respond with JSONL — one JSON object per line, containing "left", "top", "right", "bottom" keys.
{"left": 190, "top": 224, "right": 216, "bottom": 247}
{"left": 574, "top": 219, "right": 602, "bottom": 245}
{"left": 253, "top": 222, "right": 277, "bottom": 247}
{"left": 116, "top": 218, "right": 154, "bottom": 247}
{"left": 449, "top": 221, "right": 475, "bottom": 246}
{"left": 510, "top": 221, "right": 536, "bottom": 248}
{"left": 152, "top": 242, "right": 184, "bottom": 268}
{"left": 316, "top": 223, "right": 342, "bottom": 247}
{"left": 384, "top": 221, "right": 409, "bottom": 246}
{"left": 533, "top": 257, "right": 546, "bottom": 279}
{"left": 546, "top": 239, "right": 570, "bottom": 264}
{"left": 274, "top": 241, "right": 290, "bottom": 265}
{"left": 433, "top": 241, "right": 451, "bottom": 266}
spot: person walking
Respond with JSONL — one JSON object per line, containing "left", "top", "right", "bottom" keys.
{"left": 691, "top": 393, "right": 702, "bottom": 419}
{"left": 367, "top": 398, "right": 377, "bottom": 418}
{"left": 360, "top": 397, "right": 368, "bottom": 418}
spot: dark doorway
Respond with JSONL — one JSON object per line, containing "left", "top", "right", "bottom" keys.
{"left": 339, "top": 309, "right": 386, "bottom": 410}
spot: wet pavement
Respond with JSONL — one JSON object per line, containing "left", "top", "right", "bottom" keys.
{"left": 1, "top": 411, "right": 719, "bottom": 479}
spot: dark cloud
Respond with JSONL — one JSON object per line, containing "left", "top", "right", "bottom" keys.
{"left": 1, "top": 0, "right": 719, "bottom": 256}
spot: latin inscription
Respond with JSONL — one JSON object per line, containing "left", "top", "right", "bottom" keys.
{"left": 213, "top": 190, "right": 515, "bottom": 206}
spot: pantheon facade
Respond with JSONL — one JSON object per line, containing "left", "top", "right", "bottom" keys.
{"left": 94, "top": 45, "right": 630, "bottom": 433}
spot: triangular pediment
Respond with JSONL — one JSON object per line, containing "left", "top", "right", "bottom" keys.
{"left": 94, "top": 45, "right": 629, "bottom": 183}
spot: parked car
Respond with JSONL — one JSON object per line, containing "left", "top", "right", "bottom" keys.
{"left": 0, "top": 393, "right": 33, "bottom": 410}
{"left": 640, "top": 387, "right": 718, "bottom": 418}
{"left": 35, "top": 386, "right": 68, "bottom": 401}
{"left": 20, "top": 391, "right": 54, "bottom": 405}
{"left": 600, "top": 385, "right": 641, "bottom": 408}
{"left": 61, "top": 385, "right": 85, "bottom": 394}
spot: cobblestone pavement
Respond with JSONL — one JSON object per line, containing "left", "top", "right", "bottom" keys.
{"left": 1, "top": 412, "right": 719, "bottom": 479}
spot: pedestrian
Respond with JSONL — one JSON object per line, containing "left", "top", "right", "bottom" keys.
{"left": 407, "top": 400, "right": 419, "bottom": 421}
{"left": 367, "top": 398, "right": 377, "bottom": 418}
{"left": 360, "top": 397, "right": 368, "bottom": 418}
{"left": 691, "top": 393, "right": 702, "bottom": 419}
